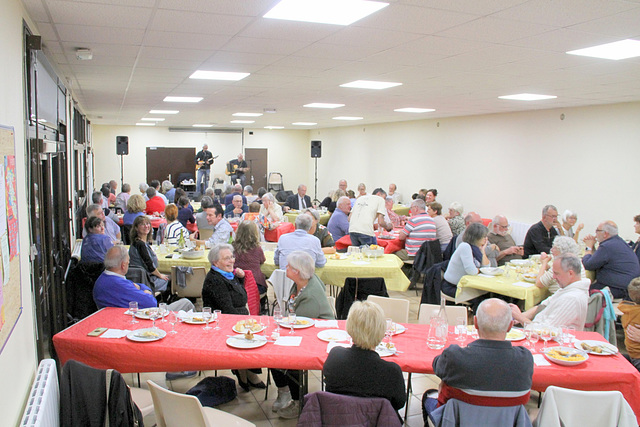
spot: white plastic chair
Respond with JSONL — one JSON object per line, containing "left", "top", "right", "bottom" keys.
{"left": 267, "top": 269, "right": 293, "bottom": 309}
{"left": 533, "top": 386, "right": 636, "bottom": 427}
{"left": 367, "top": 295, "right": 410, "bottom": 324}
{"left": 418, "top": 303, "right": 468, "bottom": 325}
{"left": 147, "top": 380, "right": 255, "bottom": 427}
{"left": 129, "top": 386, "right": 155, "bottom": 418}
{"left": 327, "top": 295, "right": 337, "bottom": 319}
{"left": 170, "top": 267, "right": 207, "bottom": 299}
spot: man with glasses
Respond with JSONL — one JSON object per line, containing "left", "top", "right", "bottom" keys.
{"left": 523, "top": 205, "right": 559, "bottom": 258}
{"left": 583, "top": 221, "right": 640, "bottom": 299}
{"left": 488, "top": 215, "right": 524, "bottom": 265}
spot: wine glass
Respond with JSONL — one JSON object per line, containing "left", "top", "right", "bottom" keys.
{"left": 213, "top": 309, "right": 222, "bottom": 330}
{"left": 159, "top": 302, "right": 168, "bottom": 322}
{"left": 129, "top": 301, "right": 139, "bottom": 324}
{"left": 563, "top": 326, "right": 576, "bottom": 346}
{"left": 168, "top": 311, "right": 178, "bottom": 334}
{"left": 528, "top": 328, "right": 540, "bottom": 353}
{"left": 273, "top": 306, "right": 282, "bottom": 335}
{"left": 288, "top": 305, "right": 297, "bottom": 335}
{"left": 385, "top": 318, "right": 395, "bottom": 346}
{"left": 455, "top": 316, "right": 467, "bottom": 347}
{"left": 523, "top": 324, "right": 533, "bottom": 348}
{"left": 540, "top": 325, "right": 552, "bottom": 351}
{"left": 360, "top": 245, "right": 369, "bottom": 261}
{"left": 203, "top": 307, "right": 212, "bottom": 331}
{"left": 148, "top": 307, "right": 160, "bottom": 330}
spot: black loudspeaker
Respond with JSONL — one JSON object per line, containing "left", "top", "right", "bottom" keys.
{"left": 311, "top": 140, "right": 321, "bottom": 158}
{"left": 27, "top": 35, "right": 42, "bottom": 50}
{"left": 116, "top": 136, "right": 129, "bottom": 155}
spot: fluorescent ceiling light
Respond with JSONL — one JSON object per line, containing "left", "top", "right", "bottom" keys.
{"left": 190, "top": 70, "right": 250, "bottom": 81}
{"left": 149, "top": 110, "right": 179, "bottom": 114}
{"left": 265, "top": 126, "right": 285, "bottom": 129}
{"left": 230, "top": 120, "right": 255, "bottom": 124}
{"left": 394, "top": 108, "right": 435, "bottom": 113}
{"left": 333, "top": 116, "right": 363, "bottom": 121}
{"left": 136, "top": 122, "right": 155, "bottom": 126}
{"left": 567, "top": 39, "right": 640, "bottom": 60}
{"left": 163, "top": 96, "right": 203, "bottom": 103}
{"left": 264, "top": 0, "right": 388, "bottom": 25}
{"left": 193, "top": 124, "right": 214, "bottom": 128}
{"left": 498, "top": 93, "right": 557, "bottom": 101}
{"left": 233, "top": 112, "right": 263, "bottom": 117}
{"left": 304, "top": 103, "right": 345, "bottom": 109}
{"left": 340, "top": 80, "right": 402, "bottom": 90}
{"left": 292, "top": 122, "right": 317, "bottom": 126}
{"left": 141, "top": 117, "right": 165, "bottom": 121}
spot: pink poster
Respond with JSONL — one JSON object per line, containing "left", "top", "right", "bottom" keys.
{"left": 4, "top": 156, "right": 18, "bottom": 260}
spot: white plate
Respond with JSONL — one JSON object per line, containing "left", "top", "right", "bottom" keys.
{"left": 375, "top": 343, "right": 398, "bottom": 357}
{"left": 126, "top": 328, "right": 166, "bottom": 342}
{"left": 522, "top": 275, "right": 537, "bottom": 283}
{"left": 544, "top": 346, "right": 589, "bottom": 366}
{"left": 480, "top": 267, "right": 504, "bottom": 276}
{"left": 226, "top": 335, "right": 268, "bottom": 349}
{"left": 377, "top": 235, "right": 396, "bottom": 240}
{"left": 232, "top": 323, "right": 267, "bottom": 334}
{"left": 278, "top": 316, "right": 315, "bottom": 329}
{"left": 510, "top": 259, "right": 530, "bottom": 266}
{"left": 330, "top": 254, "right": 349, "bottom": 260}
{"left": 317, "top": 329, "right": 351, "bottom": 342}
{"left": 506, "top": 328, "right": 525, "bottom": 341}
{"left": 390, "top": 323, "right": 406, "bottom": 335}
{"left": 574, "top": 339, "right": 618, "bottom": 355}
{"left": 134, "top": 309, "right": 162, "bottom": 320}
{"left": 184, "top": 314, "right": 209, "bottom": 325}
{"left": 181, "top": 249, "right": 205, "bottom": 259}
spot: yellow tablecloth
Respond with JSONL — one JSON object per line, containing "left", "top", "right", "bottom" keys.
{"left": 457, "top": 273, "right": 549, "bottom": 310}
{"left": 284, "top": 210, "right": 330, "bottom": 226}
{"left": 392, "top": 204, "right": 410, "bottom": 216}
{"left": 157, "top": 251, "right": 210, "bottom": 273}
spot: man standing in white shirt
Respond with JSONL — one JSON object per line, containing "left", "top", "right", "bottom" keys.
{"left": 348, "top": 188, "right": 393, "bottom": 246}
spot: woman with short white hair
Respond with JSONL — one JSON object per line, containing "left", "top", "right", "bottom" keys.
{"left": 447, "top": 202, "right": 465, "bottom": 235}
{"left": 323, "top": 301, "right": 406, "bottom": 411}
{"left": 259, "top": 192, "right": 283, "bottom": 224}
{"left": 561, "top": 210, "right": 584, "bottom": 242}
{"left": 535, "top": 235, "right": 588, "bottom": 294}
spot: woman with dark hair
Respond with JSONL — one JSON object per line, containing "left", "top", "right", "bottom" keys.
{"left": 233, "top": 221, "right": 267, "bottom": 296}
{"left": 425, "top": 188, "right": 438, "bottom": 203}
{"left": 442, "top": 222, "right": 490, "bottom": 298}
{"left": 129, "top": 215, "right": 169, "bottom": 292}
{"left": 81, "top": 216, "right": 113, "bottom": 263}
{"left": 177, "top": 196, "right": 195, "bottom": 228}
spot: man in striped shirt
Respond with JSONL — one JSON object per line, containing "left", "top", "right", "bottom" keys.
{"left": 396, "top": 199, "right": 436, "bottom": 260}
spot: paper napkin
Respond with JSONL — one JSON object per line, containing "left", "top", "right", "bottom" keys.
{"left": 512, "top": 281, "right": 535, "bottom": 288}
{"left": 275, "top": 336, "right": 302, "bottom": 346}
{"left": 100, "top": 329, "right": 131, "bottom": 339}
{"left": 533, "top": 354, "right": 551, "bottom": 366}
{"left": 315, "top": 320, "right": 338, "bottom": 328}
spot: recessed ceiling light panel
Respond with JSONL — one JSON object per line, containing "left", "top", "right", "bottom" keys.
{"left": 141, "top": 117, "right": 165, "bottom": 121}
{"left": 567, "top": 39, "right": 640, "bottom": 60}
{"left": 233, "top": 112, "right": 263, "bottom": 117}
{"left": 149, "top": 110, "right": 179, "bottom": 114}
{"left": 265, "top": 126, "right": 285, "bottom": 129}
{"left": 333, "top": 116, "right": 363, "bottom": 120}
{"left": 190, "top": 70, "right": 250, "bottom": 80}
{"left": 230, "top": 120, "right": 255, "bottom": 124}
{"left": 304, "top": 103, "right": 345, "bottom": 109}
{"left": 264, "top": 0, "right": 389, "bottom": 26}
{"left": 394, "top": 108, "right": 435, "bottom": 113}
{"left": 136, "top": 122, "right": 155, "bottom": 126}
{"left": 292, "top": 122, "right": 318, "bottom": 126}
{"left": 163, "top": 96, "right": 203, "bottom": 103}
{"left": 498, "top": 93, "right": 557, "bottom": 101}
{"left": 340, "top": 80, "right": 402, "bottom": 89}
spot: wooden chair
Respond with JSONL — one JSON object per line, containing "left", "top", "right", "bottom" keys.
{"left": 147, "top": 380, "right": 254, "bottom": 427}
{"left": 367, "top": 295, "right": 410, "bottom": 324}
{"left": 170, "top": 266, "right": 206, "bottom": 300}
{"left": 418, "top": 303, "right": 468, "bottom": 325}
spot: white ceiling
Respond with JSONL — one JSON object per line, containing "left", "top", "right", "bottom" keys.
{"left": 22, "top": 0, "right": 640, "bottom": 129}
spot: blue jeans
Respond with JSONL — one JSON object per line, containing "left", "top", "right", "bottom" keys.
{"left": 350, "top": 232, "right": 377, "bottom": 247}
{"left": 196, "top": 168, "right": 210, "bottom": 194}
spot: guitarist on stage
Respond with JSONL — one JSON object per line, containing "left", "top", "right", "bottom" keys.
{"left": 195, "top": 144, "right": 215, "bottom": 194}
{"left": 229, "top": 153, "right": 249, "bottom": 186}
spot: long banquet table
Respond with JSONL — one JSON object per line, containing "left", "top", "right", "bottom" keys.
{"left": 457, "top": 273, "right": 549, "bottom": 310}
{"left": 53, "top": 308, "right": 640, "bottom": 422}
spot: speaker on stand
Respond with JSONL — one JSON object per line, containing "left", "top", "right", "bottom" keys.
{"left": 116, "top": 136, "right": 128, "bottom": 189}
{"left": 311, "top": 140, "right": 321, "bottom": 204}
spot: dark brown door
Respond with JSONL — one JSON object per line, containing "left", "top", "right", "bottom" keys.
{"left": 245, "top": 148, "right": 268, "bottom": 190}
{"left": 146, "top": 147, "right": 196, "bottom": 186}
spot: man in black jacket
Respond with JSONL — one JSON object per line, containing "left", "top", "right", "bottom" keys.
{"left": 283, "top": 184, "right": 312, "bottom": 211}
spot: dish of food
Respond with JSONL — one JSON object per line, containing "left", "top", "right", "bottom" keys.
{"left": 522, "top": 274, "right": 537, "bottom": 283}
{"left": 184, "top": 314, "right": 208, "bottom": 325}
{"left": 543, "top": 347, "right": 589, "bottom": 366}
{"left": 506, "top": 328, "right": 526, "bottom": 341}
{"left": 317, "top": 329, "right": 351, "bottom": 342}
{"left": 480, "top": 267, "right": 504, "bottom": 276}
{"left": 226, "top": 334, "right": 268, "bottom": 349}
{"left": 375, "top": 342, "right": 398, "bottom": 357}
{"left": 277, "top": 316, "right": 315, "bottom": 329}
{"left": 331, "top": 253, "right": 348, "bottom": 260}
{"left": 510, "top": 259, "right": 530, "bottom": 266}
{"left": 232, "top": 320, "right": 266, "bottom": 334}
{"left": 126, "top": 328, "right": 167, "bottom": 342}
{"left": 181, "top": 249, "right": 205, "bottom": 259}
{"left": 574, "top": 340, "right": 618, "bottom": 355}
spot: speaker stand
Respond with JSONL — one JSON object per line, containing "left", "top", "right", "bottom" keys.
{"left": 313, "top": 157, "right": 318, "bottom": 206}
{"left": 119, "top": 154, "right": 124, "bottom": 191}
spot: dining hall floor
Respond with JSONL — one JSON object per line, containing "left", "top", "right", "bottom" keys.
{"left": 123, "top": 287, "right": 564, "bottom": 426}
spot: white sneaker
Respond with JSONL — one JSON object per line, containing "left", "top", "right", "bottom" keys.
{"left": 277, "top": 400, "right": 300, "bottom": 419}
{"left": 272, "top": 390, "right": 292, "bottom": 412}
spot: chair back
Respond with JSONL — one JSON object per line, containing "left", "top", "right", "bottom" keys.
{"left": 326, "top": 295, "right": 337, "bottom": 319}
{"left": 298, "top": 391, "right": 401, "bottom": 427}
{"left": 412, "top": 240, "right": 443, "bottom": 275}
{"left": 367, "top": 295, "right": 410, "bottom": 323}
{"left": 171, "top": 267, "right": 207, "bottom": 298}
{"left": 126, "top": 266, "right": 155, "bottom": 291}
{"left": 533, "top": 386, "right": 636, "bottom": 427}
{"left": 199, "top": 228, "right": 213, "bottom": 241}
{"left": 65, "top": 261, "right": 104, "bottom": 321}
{"left": 267, "top": 269, "right": 294, "bottom": 309}
{"left": 420, "top": 261, "right": 449, "bottom": 305}
{"left": 430, "top": 399, "right": 532, "bottom": 427}
{"left": 147, "top": 380, "right": 208, "bottom": 427}
{"left": 335, "top": 277, "right": 388, "bottom": 320}
{"left": 418, "top": 303, "right": 468, "bottom": 325}
{"left": 585, "top": 287, "right": 617, "bottom": 345}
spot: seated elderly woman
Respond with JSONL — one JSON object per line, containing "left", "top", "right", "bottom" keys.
{"left": 356, "top": 182, "right": 367, "bottom": 198}
{"left": 81, "top": 216, "right": 114, "bottom": 263}
{"left": 442, "top": 223, "right": 490, "bottom": 298}
{"left": 201, "top": 243, "right": 266, "bottom": 391}
{"left": 259, "top": 192, "right": 283, "bottom": 224}
{"left": 447, "top": 202, "right": 465, "bottom": 236}
{"left": 303, "top": 208, "right": 336, "bottom": 254}
{"left": 427, "top": 202, "right": 453, "bottom": 252}
{"left": 383, "top": 196, "right": 404, "bottom": 228}
{"left": 535, "top": 236, "right": 587, "bottom": 294}
{"left": 323, "top": 301, "right": 406, "bottom": 411}
{"left": 560, "top": 210, "right": 584, "bottom": 242}
{"left": 162, "top": 180, "right": 176, "bottom": 203}
{"left": 271, "top": 251, "right": 335, "bottom": 419}
{"left": 164, "top": 203, "right": 189, "bottom": 245}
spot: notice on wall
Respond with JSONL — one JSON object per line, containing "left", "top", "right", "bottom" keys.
{"left": 4, "top": 156, "right": 18, "bottom": 259}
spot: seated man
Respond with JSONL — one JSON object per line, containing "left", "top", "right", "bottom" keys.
{"left": 583, "top": 221, "right": 640, "bottom": 300}
{"left": 388, "top": 183, "right": 402, "bottom": 204}
{"left": 327, "top": 196, "right": 351, "bottom": 243}
{"left": 83, "top": 203, "right": 121, "bottom": 242}
{"left": 145, "top": 187, "right": 166, "bottom": 215}
{"left": 523, "top": 204, "right": 559, "bottom": 258}
{"left": 487, "top": 215, "right": 524, "bottom": 266}
{"left": 422, "top": 298, "right": 533, "bottom": 422}
{"left": 396, "top": 199, "right": 436, "bottom": 261}
{"left": 199, "top": 204, "right": 233, "bottom": 246}
{"left": 510, "top": 253, "right": 590, "bottom": 330}
{"left": 224, "top": 194, "right": 248, "bottom": 219}
{"left": 304, "top": 208, "right": 335, "bottom": 254}
{"left": 274, "top": 214, "right": 326, "bottom": 270}
{"left": 94, "top": 246, "right": 194, "bottom": 311}
{"left": 284, "top": 184, "right": 312, "bottom": 212}
{"left": 223, "top": 183, "right": 247, "bottom": 206}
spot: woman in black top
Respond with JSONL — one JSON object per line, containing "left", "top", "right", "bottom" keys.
{"left": 129, "top": 215, "right": 169, "bottom": 292}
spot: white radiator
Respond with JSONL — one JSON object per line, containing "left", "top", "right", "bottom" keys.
{"left": 21, "top": 359, "right": 60, "bottom": 427}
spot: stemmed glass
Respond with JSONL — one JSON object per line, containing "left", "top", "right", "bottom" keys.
{"left": 148, "top": 307, "right": 160, "bottom": 330}
{"left": 213, "top": 309, "right": 222, "bottom": 330}
{"left": 288, "top": 305, "right": 297, "bottom": 335}
{"left": 159, "top": 303, "right": 168, "bottom": 322}
{"left": 168, "top": 311, "right": 178, "bottom": 334}
{"left": 203, "top": 307, "right": 212, "bottom": 331}
{"left": 455, "top": 316, "right": 467, "bottom": 347}
{"left": 528, "top": 325, "right": 540, "bottom": 353}
{"left": 385, "top": 318, "right": 395, "bottom": 346}
{"left": 360, "top": 245, "right": 369, "bottom": 261}
{"left": 273, "top": 306, "right": 282, "bottom": 336}
{"left": 129, "top": 301, "right": 139, "bottom": 324}
{"left": 540, "top": 325, "right": 552, "bottom": 351}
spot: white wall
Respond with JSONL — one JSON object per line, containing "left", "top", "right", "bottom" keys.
{"left": 0, "top": 0, "right": 39, "bottom": 425}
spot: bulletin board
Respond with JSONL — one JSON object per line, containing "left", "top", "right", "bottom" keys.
{"left": 0, "top": 125, "right": 22, "bottom": 354}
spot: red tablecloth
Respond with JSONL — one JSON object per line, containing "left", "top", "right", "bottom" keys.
{"left": 116, "top": 216, "right": 166, "bottom": 229}
{"left": 53, "top": 308, "right": 640, "bottom": 422}
{"left": 264, "top": 222, "right": 295, "bottom": 242}
{"left": 335, "top": 233, "right": 405, "bottom": 254}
